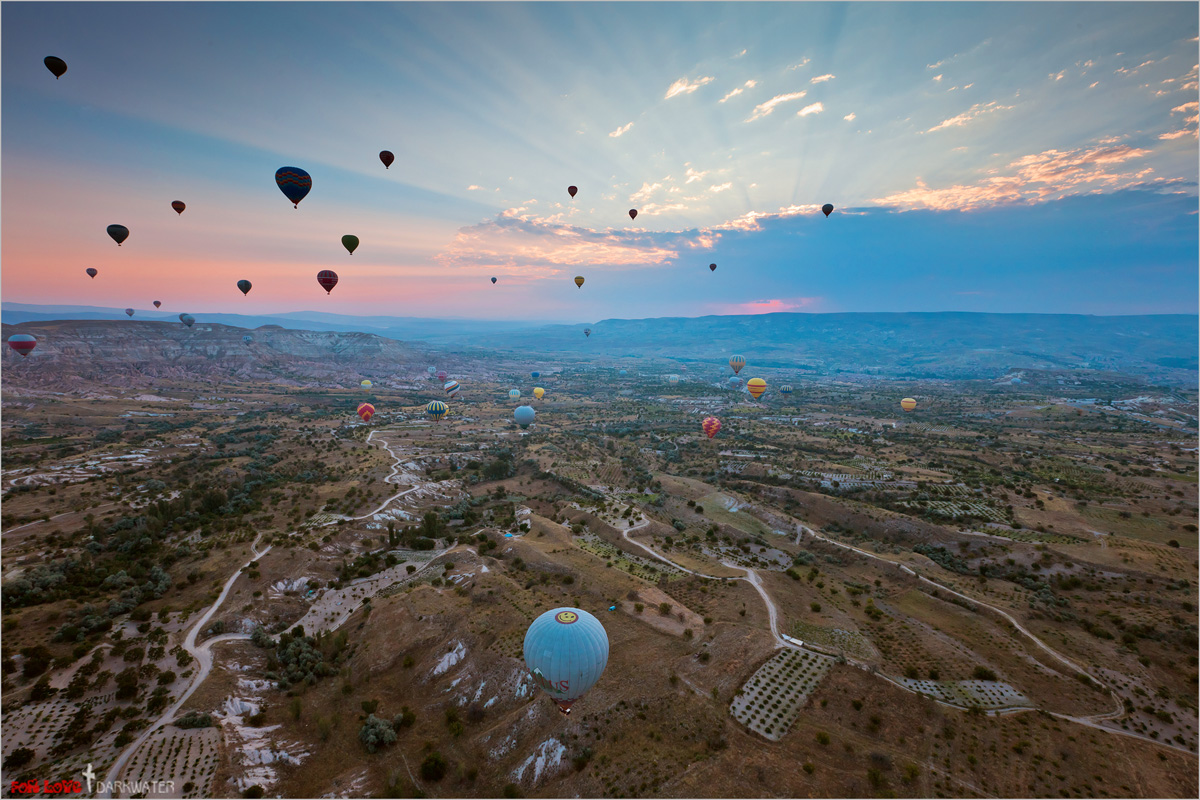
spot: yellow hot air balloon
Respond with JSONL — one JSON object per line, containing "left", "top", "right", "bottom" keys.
{"left": 574, "top": 276, "right": 585, "bottom": 288}
{"left": 746, "top": 378, "right": 767, "bottom": 400}
{"left": 533, "top": 387, "right": 545, "bottom": 400}
{"left": 901, "top": 397, "right": 917, "bottom": 412}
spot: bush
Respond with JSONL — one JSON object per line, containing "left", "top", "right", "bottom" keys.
{"left": 659, "top": 602, "right": 672, "bottom": 615}
{"left": 802, "top": 762, "right": 815, "bottom": 774}
{"left": 502, "top": 784, "right": 522, "bottom": 798}
{"left": 359, "top": 714, "right": 397, "bottom": 753}
{"left": 815, "top": 731, "right": 830, "bottom": 745}
{"left": 420, "top": 751, "right": 448, "bottom": 781}
{"left": 972, "top": 666, "right": 997, "bottom": 681}
{"left": 810, "top": 602, "right": 822, "bottom": 613}
{"left": 4, "top": 747, "right": 34, "bottom": 770}
{"left": 243, "top": 786, "right": 265, "bottom": 799}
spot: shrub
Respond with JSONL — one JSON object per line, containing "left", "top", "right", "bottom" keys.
{"left": 420, "top": 752, "right": 448, "bottom": 781}
{"left": 802, "top": 762, "right": 815, "bottom": 774}
{"left": 972, "top": 666, "right": 997, "bottom": 681}
{"left": 659, "top": 602, "right": 671, "bottom": 615}
{"left": 815, "top": 731, "right": 830, "bottom": 745}
{"left": 359, "top": 714, "right": 397, "bottom": 753}
{"left": 810, "top": 602, "right": 822, "bottom": 613}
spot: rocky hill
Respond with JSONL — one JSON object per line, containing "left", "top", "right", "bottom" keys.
{"left": 0, "top": 320, "right": 434, "bottom": 392}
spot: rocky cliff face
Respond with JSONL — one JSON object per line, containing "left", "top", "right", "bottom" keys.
{"left": 1, "top": 320, "right": 432, "bottom": 391}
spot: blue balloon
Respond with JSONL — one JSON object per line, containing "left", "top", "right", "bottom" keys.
{"left": 243, "top": 335, "right": 253, "bottom": 344}
{"left": 275, "top": 166, "right": 312, "bottom": 208}
{"left": 531, "top": 371, "right": 540, "bottom": 379}
{"left": 524, "top": 608, "right": 609, "bottom": 714}
{"left": 515, "top": 405, "right": 536, "bottom": 429}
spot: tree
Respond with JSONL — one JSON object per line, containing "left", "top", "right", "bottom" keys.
{"left": 358, "top": 714, "right": 397, "bottom": 753}
{"left": 420, "top": 751, "right": 448, "bottom": 781}
{"left": 4, "top": 747, "right": 34, "bottom": 771}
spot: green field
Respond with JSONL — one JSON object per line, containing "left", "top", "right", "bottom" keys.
{"left": 697, "top": 492, "right": 777, "bottom": 538}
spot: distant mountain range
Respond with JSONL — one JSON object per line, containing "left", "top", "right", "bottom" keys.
{"left": 3, "top": 304, "right": 1196, "bottom": 385}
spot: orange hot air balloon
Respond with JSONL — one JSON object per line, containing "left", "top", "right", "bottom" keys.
{"left": 746, "top": 378, "right": 767, "bottom": 400}
{"left": 357, "top": 402, "right": 375, "bottom": 423}
{"left": 701, "top": 417, "right": 722, "bottom": 439}
{"left": 574, "top": 276, "right": 585, "bottom": 288}
{"left": 901, "top": 397, "right": 917, "bottom": 412}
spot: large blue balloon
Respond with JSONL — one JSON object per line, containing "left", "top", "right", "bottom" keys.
{"left": 514, "top": 405, "right": 536, "bottom": 429}
{"left": 275, "top": 166, "right": 312, "bottom": 208}
{"left": 531, "top": 371, "right": 540, "bottom": 379}
{"left": 523, "top": 608, "right": 609, "bottom": 715}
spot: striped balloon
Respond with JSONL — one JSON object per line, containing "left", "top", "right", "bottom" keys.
{"left": 425, "top": 400, "right": 448, "bottom": 421}
{"left": 357, "top": 403, "right": 375, "bottom": 423}
{"left": 444, "top": 380, "right": 460, "bottom": 398}
{"left": 524, "top": 608, "right": 609, "bottom": 715}
{"left": 780, "top": 384, "right": 794, "bottom": 395}
{"left": 361, "top": 380, "right": 372, "bottom": 391}
{"left": 729, "top": 355, "right": 746, "bottom": 374}
{"left": 702, "top": 417, "right": 722, "bottom": 439}
{"left": 275, "top": 166, "right": 312, "bottom": 208}
{"left": 317, "top": 270, "right": 338, "bottom": 294}
{"left": 7, "top": 334, "right": 37, "bottom": 357}
{"left": 508, "top": 389, "right": 521, "bottom": 400}
{"left": 901, "top": 397, "right": 917, "bottom": 412}
{"left": 746, "top": 378, "right": 767, "bottom": 400}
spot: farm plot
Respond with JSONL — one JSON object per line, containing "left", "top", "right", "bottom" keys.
{"left": 576, "top": 534, "right": 685, "bottom": 583}
{"left": 788, "top": 621, "right": 875, "bottom": 660}
{"left": 897, "top": 499, "right": 1008, "bottom": 522}
{"left": 730, "top": 649, "right": 834, "bottom": 741}
{"left": 1, "top": 697, "right": 80, "bottom": 764}
{"left": 896, "top": 678, "right": 1033, "bottom": 710}
{"left": 119, "top": 725, "right": 222, "bottom": 798}
{"left": 696, "top": 493, "right": 777, "bottom": 538}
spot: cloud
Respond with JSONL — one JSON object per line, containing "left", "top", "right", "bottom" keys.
{"left": 719, "top": 79, "right": 757, "bottom": 103}
{"left": 630, "top": 182, "right": 663, "bottom": 203}
{"left": 925, "top": 100, "right": 1014, "bottom": 133}
{"left": 787, "top": 58, "right": 811, "bottom": 70}
{"left": 1049, "top": 70, "right": 1066, "bottom": 81}
{"left": 735, "top": 49, "right": 747, "bottom": 58}
{"left": 466, "top": 185, "right": 484, "bottom": 191}
{"left": 843, "top": 112, "right": 856, "bottom": 121}
{"left": 1158, "top": 99, "right": 1199, "bottom": 140}
{"left": 933, "top": 74, "right": 943, "bottom": 82}
{"left": 708, "top": 204, "right": 823, "bottom": 232}
{"left": 872, "top": 143, "right": 1160, "bottom": 210}
{"left": 810, "top": 73, "right": 835, "bottom": 83}
{"left": 797, "top": 102, "right": 824, "bottom": 117}
{"left": 709, "top": 182, "right": 732, "bottom": 193}
{"left": 684, "top": 165, "right": 709, "bottom": 184}
{"left": 665, "top": 76, "right": 715, "bottom": 99}
{"left": 609, "top": 121, "right": 634, "bottom": 138}
{"left": 746, "top": 91, "right": 807, "bottom": 122}
{"left": 709, "top": 297, "right": 823, "bottom": 315}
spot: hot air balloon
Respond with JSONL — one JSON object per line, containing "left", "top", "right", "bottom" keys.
{"left": 107, "top": 225, "right": 129, "bottom": 246}
{"left": 574, "top": 276, "right": 585, "bottom": 288}
{"left": 425, "top": 400, "right": 448, "bottom": 422}
{"left": 243, "top": 335, "right": 253, "bottom": 344}
{"left": 342, "top": 235, "right": 359, "bottom": 255}
{"left": 171, "top": 201, "right": 186, "bottom": 215}
{"left": 44, "top": 56, "right": 67, "bottom": 79}
{"left": 491, "top": 277, "right": 497, "bottom": 284}
{"left": 153, "top": 301, "right": 162, "bottom": 309}
{"left": 317, "top": 270, "right": 338, "bottom": 294}
{"left": 237, "top": 280, "right": 252, "bottom": 296}
{"left": 533, "top": 387, "right": 545, "bottom": 400}
{"left": 568, "top": 185, "right": 578, "bottom": 198}
{"left": 531, "top": 371, "right": 540, "bottom": 379}
{"left": 357, "top": 402, "right": 375, "bottom": 423}
{"left": 275, "top": 166, "right": 312, "bottom": 208}
{"left": 584, "top": 329, "right": 591, "bottom": 338}
{"left": 180, "top": 314, "right": 195, "bottom": 328}
{"left": 709, "top": 263, "right": 717, "bottom": 272}
{"left": 618, "top": 369, "right": 627, "bottom": 376}
{"left": 427, "top": 367, "right": 437, "bottom": 375}
{"left": 728, "top": 376, "right": 743, "bottom": 389}
{"left": 822, "top": 203, "right": 834, "bottom": 217}
{"left": 702, "top": 417, "right": 722, "bottom": 439}
{"left": 509, "top": 389, "right": 521, "bottom": 400}
{"left": 668, "top": 374, "right": 680, "bottom": 385}
{"left": 86, "top": 268, "right": 98, "bottom": 279}
{"left": 125, "top": 308, "right": 134, "bottom": 318}
{"left": 901, "top": 397, "right": 917, "bottom": 412}
{"left": 444, "top": 380, "right": 460, "bottom": 397}
{"left": 628, "top": 209, "right": 638, "bottom": 220}
{"left": 780, "top": 385, "right": 794, "bottom": 396}
{"left": 361, "top": 380, "right": 373, "bottom": 391}
{"left": 747, "top": 378, "right": 767, "bottom": 400}
{"left": 437, "top": 371, "right": 448, "bottom": 382}
{"left": 523, "top": 607, "right": 609, "bottom": 715}
{"left": 729, "top": 355, "right": 746, "bottom": 375}
{"left": 379, "top": 150, "right": 394, "bottom": 169}
{"left": 8, "top": 334, "right": 37, "bottom": 357}
{"left": 514, "top": 405, "right": 536, "bottom": 429}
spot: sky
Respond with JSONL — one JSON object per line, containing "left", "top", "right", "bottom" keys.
{"left": 2, "top": 1, "right": 1197, "bottom": 322}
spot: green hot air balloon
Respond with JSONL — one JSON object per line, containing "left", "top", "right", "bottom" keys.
{"left": 342, "top": 235, "right": 359, "bottom": 255}
{"left": 524, "top": 607, "right": 609, "bottom": 715}
{"left": 514, "top": 405, "right": 536, "bottom": 429}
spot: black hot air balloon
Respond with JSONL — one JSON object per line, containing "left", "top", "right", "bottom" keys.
{"left": 822, "top": 203, "right": 834, "bottom": 217}
{"left": 628, "top": 209, "right": 638, "bottom": 220}
{"left": 153, "top": 300, "right": 162, "bottom": 309}
{"left": 171, "top": 201, "right": 186, "bottom": 215}
{"left": 107, "top": 225, "right": 129, "bottom": 246}
{"left": 380, "top": 150, "right": 394, "bottom": 169}
{"left": 317, "top": 270, "right": 338, "bottom": 294}
{"left": 44, "top": 56, "right": 67, "bottom": 79}
{"left": 237, "top": 280, "right": 252, "bottom": 296}
{"left": 491, "top": 277, "right": 497, "bottom": 284}
{"left": 568, "top": 185, "right": 578, "bottom": 198}
{"left": 86, "top": 268, "right": 98, "bottom": 279}
{"left": 709, "top": 263, "right": 717, "bottom": 272}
